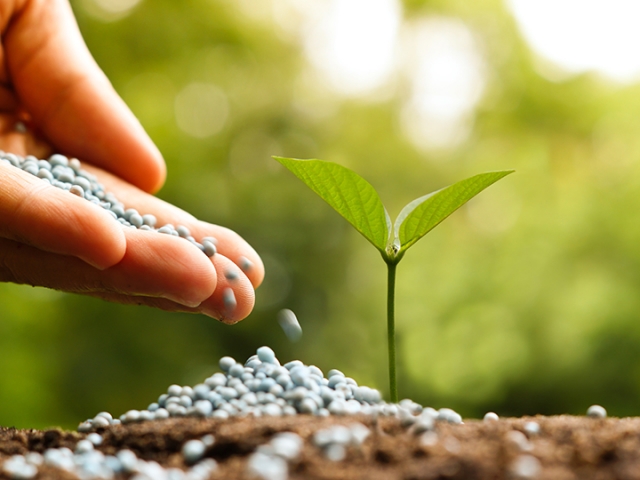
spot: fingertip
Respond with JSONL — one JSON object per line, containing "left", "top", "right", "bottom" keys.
{"left": 54, "top": 189, "right": 128, "bottom": 270}
{"left": 150, "top": 233, "right": 218, "bottom": 307}
{"left": 147, "top": 148, "right": 167, "bottom": 194}
{"left": 237, "top": 252, "right": 265, "bottom": 289}
{"left": 0, "top": 166, "right": 127, "bottom": 270}
{"left": 215, "top": 284, "right": 255, "bottom": 325}
{"left": 124, "top": 132, "right": 167, "bottom": 194}
{"left": 78, "top": 96, "right": 168, "bottom": 194}
{"left": 194, "top": 225, "right": 265, "bottom": 289}
{"left": 200, "top": 255, "right": 255, "bottom": 323}
{"left": 76, "top": 206, "right": 127, "bottom": 270}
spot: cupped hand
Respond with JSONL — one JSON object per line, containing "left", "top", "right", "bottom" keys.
{"left": 0, "top": 0, "right": 264, "bottom": 323}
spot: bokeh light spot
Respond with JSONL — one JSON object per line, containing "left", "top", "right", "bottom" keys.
{"left": 399, "top": 17, "right": 486, "bottom": 151}
{"left": 79, "top": 0, "right": 142, "bottom": 22}
{"left": 508, "top": 0, "right": 640, "bottom": 82}
{"left": 301, "top": 0, "right": 401, "bottom": 96}
{"left": 174, "top": 83, "right": 229, "bottom": 139}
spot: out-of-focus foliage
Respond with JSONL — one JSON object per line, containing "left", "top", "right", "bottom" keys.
{"left": 2, "top": 0, "right": 640, "bottom": 429}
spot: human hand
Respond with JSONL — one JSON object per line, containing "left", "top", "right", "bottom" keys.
{"left": 0, "top": 0, "right": 264, "bottom": 323}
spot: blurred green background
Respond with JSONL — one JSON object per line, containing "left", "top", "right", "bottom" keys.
{"left": 4, "top": 0, "right": 640, "bottom": 429}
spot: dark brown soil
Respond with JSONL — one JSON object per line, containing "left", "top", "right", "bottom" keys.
{"left": 1, "top": 415, "right": 640, "bottom": 479}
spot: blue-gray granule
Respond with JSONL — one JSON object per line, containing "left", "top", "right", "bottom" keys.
{"left": 0, "top": 152, "right": 217, "bottom": 257}
{"left": 587, "top": 404, "right": 607, "bottom": 419}
{"left": 277, "top": 309, "right": 302, "bottom": 342}
{"left": 247, "top": 431, "right": 304, "bottom": 480}
{"left": 2, "top": 439, "right": 219, "bottom": 480}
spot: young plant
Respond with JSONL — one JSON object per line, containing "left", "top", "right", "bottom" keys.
{"left": 274, "top": 156, "right": 513, "bottom": 402}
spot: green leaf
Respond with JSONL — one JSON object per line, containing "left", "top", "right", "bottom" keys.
{"left": 396, "top": 171, "right": 514, "bottom": 252}
{"left": 274, "top": 157, "right": 390, "bottom": 253}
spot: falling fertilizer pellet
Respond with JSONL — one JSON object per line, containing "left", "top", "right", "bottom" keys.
{"left": 277, "top": 309, "right": 302, "bottom": 342}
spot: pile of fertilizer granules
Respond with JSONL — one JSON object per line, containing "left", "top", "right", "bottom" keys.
{"left": 0, "top": 347, "right": 635, "bottom": 480}
{"left": 1, "top": 346, "right": 464, "bottom": 480}
{"left": 78, "top": 346, "right": 458, "bottom": 430}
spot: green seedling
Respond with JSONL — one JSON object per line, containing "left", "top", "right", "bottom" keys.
{"left": 274, "top": 156, "right": 513, "bottom": 402}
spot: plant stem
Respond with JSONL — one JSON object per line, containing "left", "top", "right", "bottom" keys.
{"left": 386, "top": 260, "right": 398, "bottom": 403}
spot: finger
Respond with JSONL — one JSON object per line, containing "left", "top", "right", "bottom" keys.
{"left": 106, "top": 228, "right": 218, "bottom": 307}
{"left": 189, "top": 224, "right": 264, "bottom": 289}
{"left": 4, "top": 0, "right": 165, "bottom": 192}
{"left": 87, "top": 253, "right": 256, "bottom": 324}
{"left": 82, "top": 163, "right": 265, "bottom": 288}
{"left": 0, "top": 227, "right": 218, "bottom": 308}
{"left": 85, "top": 292, "right": 203, "bottom": 315}
{"left": 0, "top": 162, "right": 125, "bottom": 269}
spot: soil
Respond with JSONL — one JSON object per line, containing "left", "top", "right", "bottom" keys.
{"left": 2, "top": 414, "right": 640, "bottom": 479}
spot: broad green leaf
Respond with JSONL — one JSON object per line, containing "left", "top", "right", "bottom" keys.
{"left": 396, "top": 171, "right": 514, "bottom": 252}
{"left": 274, "top": 157, "right": 390, "bottom": 252}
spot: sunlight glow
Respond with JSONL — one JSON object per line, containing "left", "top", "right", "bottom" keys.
{"left": 305, "top": 0, "right": 400, "bottom": 95}
{"left": 80, "top": 0, "right": 142, "bottom": 22}
{"left": 508, "top": 0, "right": 640, "bottom": 82}
{"left": 400, "top": 18, "right": 485, "bottom": 151}
{"left": 293, "top": 0, "right": 401, "bottom": 96}
{"left": 174, "top": 83, "right": 229, "bottom": 139}
{"left": 247, "top": 1, "right": 487, "bottom": 150}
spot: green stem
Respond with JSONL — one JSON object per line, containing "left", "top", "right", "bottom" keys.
{"left": 387, "top": 260, "right": 398, "bottom": 403}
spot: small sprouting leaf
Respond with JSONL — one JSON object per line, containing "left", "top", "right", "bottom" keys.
{"left": 396, "top": 171, "right": 514, "bottom": 252}
{"left": 274, "top": 156, "right": 390, "bottom": 253}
